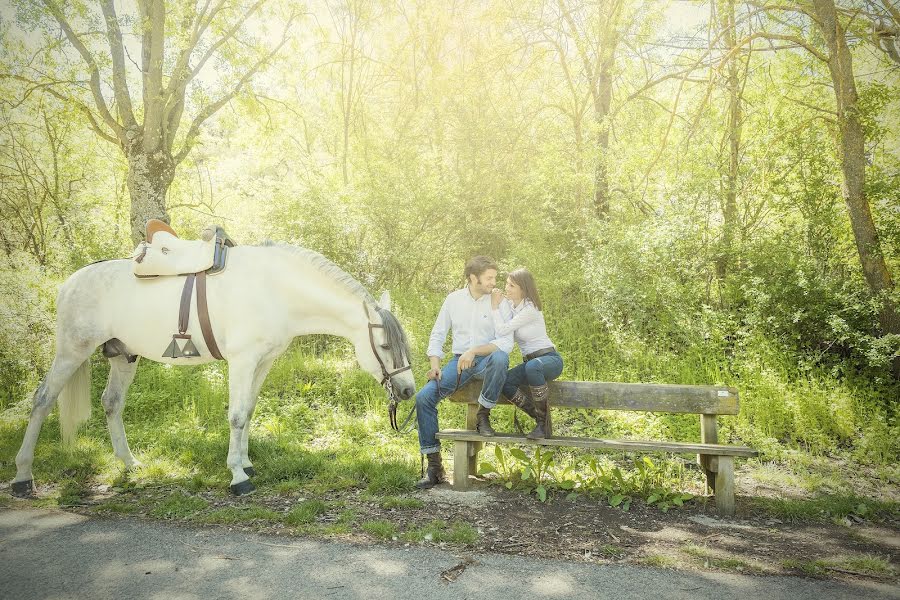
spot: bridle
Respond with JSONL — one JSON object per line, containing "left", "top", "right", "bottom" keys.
{"left": 364, "top": 303, "right": 416, "bottom": 432}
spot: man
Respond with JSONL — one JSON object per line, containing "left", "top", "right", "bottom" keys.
{"left": 415, "top": 255, "right": 513, "bottom": 489}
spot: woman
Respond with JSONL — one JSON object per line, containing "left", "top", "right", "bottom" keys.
{"left": 491, "top": 268, "right": 563, "bottom": 439}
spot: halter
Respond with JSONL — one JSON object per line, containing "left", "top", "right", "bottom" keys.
{"left": 364, "top": 303, "right": 416, "bottom": 432}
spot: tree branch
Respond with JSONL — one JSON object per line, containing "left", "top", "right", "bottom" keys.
{"left": 41, "top": 0, "right": 123, "bottom": 141}
{"left": 173, "top": 12, "right": 295, "bottom": 164}
{"left": 98, "top": 0, "right": 138, "bottom": 129}
{"left": 0, "top": 74, "right": 120, "bottom": 145}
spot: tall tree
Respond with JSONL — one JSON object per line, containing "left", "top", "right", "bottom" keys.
{"left": 556, "top": 0, "right": 625, "bottom": 218}
{"left": 4, "top": 1, "right": 294, "bottom": 244}
{"left": 742, "top": 0, "right": 898, "bottom": 365}
{"left": 715, "top": 0, "right": 745, "bottom": 279}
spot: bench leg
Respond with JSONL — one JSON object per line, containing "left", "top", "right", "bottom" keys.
{"left": 453, "top": 440, "right": 470, "bottom": 490}
{"left": 464, "top": 403, "right": 482, "bottom": 477}
{"left": 468, "top": 442, "right": 482, "bottom": 477}
{"left": 699, "top": 414, "right": 718, "bottom": 493}
{"left": 714, "top": 456, "right": 735, "bottom": 516}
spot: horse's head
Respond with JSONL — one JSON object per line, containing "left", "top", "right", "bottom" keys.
{"left": 358, "top": 291, "right": 416, "bottom": 403}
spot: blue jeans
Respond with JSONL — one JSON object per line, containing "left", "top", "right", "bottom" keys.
{"left": 501, "top": 351, "right": 563, "bottom": 399}
{"left": 415, "top": 350, "right": 509, "bottom": 454}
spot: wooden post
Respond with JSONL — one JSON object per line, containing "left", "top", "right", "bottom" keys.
{"left": 465, "top": 403, "right": 483, "bottom": 475}
{"left": 715, "top": 455, "right": 735, "bottom": 516}
{"left": 699, "top": 414, "right": 718, "bottom": 492}
{"left": 453, "top": 440, "right": 470, "bottom": 490}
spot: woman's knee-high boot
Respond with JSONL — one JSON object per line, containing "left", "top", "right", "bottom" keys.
{"left": 526, "top": 384, "right": 549, "bottom": 440}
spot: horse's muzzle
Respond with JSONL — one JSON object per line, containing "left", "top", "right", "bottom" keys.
{"left": 398, "top": 385, "right": 415, "bottom": 400}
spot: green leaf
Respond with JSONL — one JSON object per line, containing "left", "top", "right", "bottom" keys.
{"left": 609, "top": 494, "right": 624, "bottom": 507}
{"left": 478, "top": 462, "right": 496, "bottom": 475}
{"left": 536, "top": 485, "right": 547, "bottom": 502}
{"left": 643, "top": 456, "right": 654, "bottom": 469}
{"left": 647, "top": 494, "right": 660, "bottom": 505}
{"left": 494, "top": 445, "right": 504, "bottom": 462}
{"left": 565, "top": 492, "right": 579, "bottom": 502}
{"left": 510, "top": 448, "right": 527, "bottom": 461}
{"left": 505, "top": 481, "right": 513, "bottom": 489}
{"left": 558, "top": 480, "right": 575, "bottom": 490}
{"left": 622, "top": 498, "right": 631, "bottom": 511}
{"left": 521, "top": 466, "right": 532, "bottom": 480}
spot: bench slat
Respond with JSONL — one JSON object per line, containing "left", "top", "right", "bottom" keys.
{"left": 448, "top": 380, "right": 739, "bottom": 415}
{"left": 435, "top": 430, "right": 757, "bottom": 457}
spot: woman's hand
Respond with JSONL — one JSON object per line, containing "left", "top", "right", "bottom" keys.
{"left": 491, "top": 288, "right": 504, "bottom": 309}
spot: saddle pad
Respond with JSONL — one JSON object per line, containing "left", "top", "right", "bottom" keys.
{"left": 133, "top": 231, "right": 215, "bottom": 276}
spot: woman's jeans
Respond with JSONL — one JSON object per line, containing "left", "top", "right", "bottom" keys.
{"left": 415, "top": 350, "right": 509, "bottom": 455}
{"left": 501, "top": 351, "right": 563, "bottom": 399}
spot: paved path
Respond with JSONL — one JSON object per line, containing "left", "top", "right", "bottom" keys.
{"left": 1, "top": 508, "right": 896, "bottom": 599}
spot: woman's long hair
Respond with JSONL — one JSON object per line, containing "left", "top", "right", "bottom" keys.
{"left": 508, "top": 268, "right": 542, "bottom": 311}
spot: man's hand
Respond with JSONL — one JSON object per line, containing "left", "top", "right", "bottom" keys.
{"left": 457, "top": 350, "right": 475, "bottom": 372}
{"left": 491, "top": 289, "right": 504, "bottom": 309}
{"left": 427, "top": 356, "right": 442, "bottom": 381}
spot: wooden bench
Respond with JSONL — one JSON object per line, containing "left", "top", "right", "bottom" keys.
{"left": 435, "top": 381, "right": 757, "bottom": 515}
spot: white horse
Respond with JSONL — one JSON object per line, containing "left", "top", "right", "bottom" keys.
{"left": 11, "top": 242, "right": 416, "bottom": 496}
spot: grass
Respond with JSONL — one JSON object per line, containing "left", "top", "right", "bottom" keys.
{"left": 401, "top": 520, "right": 479, "bottom": 545}
{"left": 200, "top": 505, "right": 282, "bottom": 525}
{"left": 150, "top": 492, "right": 209, "bottom": 519}
{"left": 784, "top": 555, "right": 895, "bottom": 577}
{"left": 285, "top": 499, "right": 328, "bottom": 525}
{"left": 751, "top": 494, "right": 899, "bottom": 523}
{"left": 681, "top": 543, "right": 750, "bottom": 571}
{"left": 361, "top": 520, "right": 397, "bottom": 539}
{"left": 641, "top": 554, "right": 677, "bottom": 568}
{"left": 93, "top": 502, "right": 138, "bottom": 514}
{"left": 378, "top": 496, "right": 424, "bottom": 510}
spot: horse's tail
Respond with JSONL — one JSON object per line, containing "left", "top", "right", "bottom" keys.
{"left": 59, "top": 359, "right": 91, "bottom": 447}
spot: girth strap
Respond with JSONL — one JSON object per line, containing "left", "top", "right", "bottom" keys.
{"left": 178, "top": 274, "right": 195, "bottom": 334}
{"left": 196, "top": 271, "right": 223, "bottom": 360}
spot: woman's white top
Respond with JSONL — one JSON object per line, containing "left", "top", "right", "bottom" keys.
{"left": 491, "top": 299, "right": 555, "bottom": 356}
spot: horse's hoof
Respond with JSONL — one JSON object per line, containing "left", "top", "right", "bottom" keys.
{"left": 230, "top": 479, "right": 255, "bottom": 496}
{"left": 11, "top": 480, "right": 34, "bottom": 497}
{"left": 243, "top": 466, "right": 256, "bottom": 478}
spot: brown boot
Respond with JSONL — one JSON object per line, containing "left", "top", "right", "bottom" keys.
{"left": 415, "top": 452, "right": 446, "bottom": 489}
{"left": 476, "top": 405, "right": 495, "bottom": 437}
{"left": 507, "top": 388, "right": 537, "bottom": 420}
{"left": 526, "top": 384, "right": 549, "bottom": 440}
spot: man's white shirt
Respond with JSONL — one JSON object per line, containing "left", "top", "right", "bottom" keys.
{"left": 427, "top": 287, "right": 514, "bottom": 358}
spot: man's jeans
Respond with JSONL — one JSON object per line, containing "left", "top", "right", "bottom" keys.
{"left": 501, "top": 351, "right": 564, "bottom": 399}
{"left": 415, "top": 350, "right": 509, "bottom": 454}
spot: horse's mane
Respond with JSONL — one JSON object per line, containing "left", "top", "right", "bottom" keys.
{"left": 261, "top": 241, "right": 410, "bottom": 365}
{"left": 261, "top": 241, "right": 377, "bottom": 305}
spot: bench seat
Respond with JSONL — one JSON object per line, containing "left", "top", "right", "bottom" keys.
{"left": 435, "top": 430, "right": 757, "bottom": 456}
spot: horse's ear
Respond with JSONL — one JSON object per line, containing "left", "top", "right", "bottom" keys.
{"left": 378, "top": 291, "right": 391, "bottom": 311}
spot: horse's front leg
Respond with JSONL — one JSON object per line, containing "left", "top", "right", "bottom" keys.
{"left": 240, "top": 356, "right": 276, "bottom": 478}
{"left": 226, "top": 357, "right": 259, "bottom": 495}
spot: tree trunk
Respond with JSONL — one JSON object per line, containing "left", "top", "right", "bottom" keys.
{"left": 594, "top": 53, "right": 613, "bottom": 218}
{"left": 716, "top": 0, "right": 742, "bottom": 280}
{"left": 126, "top": 145, "right": 174, "bottom": 246}
{"left": 811, "top": 0, "right": 900, "bottom": 371}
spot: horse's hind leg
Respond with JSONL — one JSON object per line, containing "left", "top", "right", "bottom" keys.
{"left": 226, "top": 357, "right": 260, "bottom": 495}
{"left": 240, "top": 357, "right": 276, "bottom": 478}
{"left": 102, "top": 356, "right": 141, "bottom": 469}
{"left": 13, "top": 348, "right": 93, "bottom": 495}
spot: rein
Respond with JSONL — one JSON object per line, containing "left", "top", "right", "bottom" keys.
{"left": 364, "top": 303, "right": 416, "bottom": 432}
